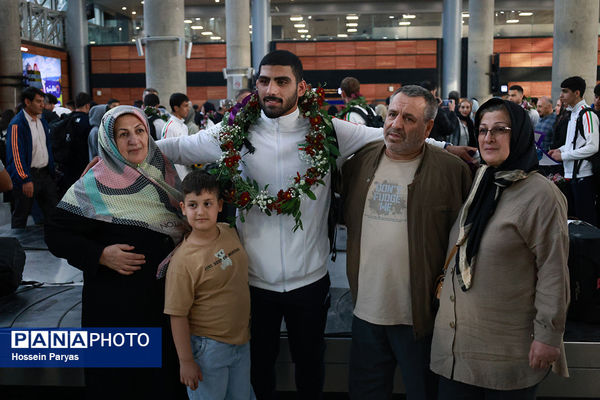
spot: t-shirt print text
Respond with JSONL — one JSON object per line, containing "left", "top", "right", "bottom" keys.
{"left": 204, "top": 248, "right": 240, "bottom": 272}
{"left": 367, "top": 180, "right": 407, "bottom": 221}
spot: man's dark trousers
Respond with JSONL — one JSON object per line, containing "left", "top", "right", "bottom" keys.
{"left": 349, "top": 316, "right": 438, "bottom": 400}
{"left": 250, "top": 274, "right": 330, "bottom": 400}
{"left": 11, "top": 167, "right": 58, "bottom": 228}
{"left": 570, "top": 176, "right": 597, "bottom": 225}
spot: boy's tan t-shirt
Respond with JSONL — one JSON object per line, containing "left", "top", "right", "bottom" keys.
{"left": 164, "top": 223, "right": 250, "bottom": 345}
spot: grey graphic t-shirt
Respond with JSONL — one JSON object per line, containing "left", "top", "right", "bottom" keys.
{"left": 354, "top": 153, "right": 421, "bottom": 325}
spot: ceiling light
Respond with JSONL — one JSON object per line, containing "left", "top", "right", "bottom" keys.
{"left": 462, "top": 13, "right": 470, "bottom": 17}
{"left": 122, "top": 7, "right": 126, "bottom": 10}
{"left": 290, "top": 16, "right": 303, "bottom": 21}
{"left": 211, "top": 36, "right": 221, "bottom": 40}
{"left": 346, "top": 15, "right": 359, "bottom": 20}
{"left": 346, "top": 22, "right": 358, "bottom": 27}
{"left": 249, "top": 25, "right": 252, "bottom": 28}
{"left": 389, "top": 16, "right": 395, "bottom": 19}
{"left": 201, "top": 31, "right": 213, "bottom": 35}
{"left": 347, "top": 28, "right": 357, "bottom": 33}
{"left": 308, "top": 16, "right": 312, "bottom": 19}
{"left": 131, "top": 11, "right": 136, "bottom": 15}
{"left": 399, "top": 21, "right": 411, "bottom": 26}
{"left": 506, "top": 19, "right": 519, "bottom": 23}
{"left": 118, "top": 27, "right": 122, "bottom": 31}
{"left": 403, "top": 14, "right": 416, "bottom": 19}
{"left": 500, "top": 11, "right": 505, "bottom": 14}
{"left": 195, "top": 17, "right": 201, "bottom": 20}
{"left": 21, "top": 46, "right": 28, "bottom": 51}
{"left": 298, "top": 29, "right": 308, "bottom": 33}
{"left": 140, "top": 1, "right": 144, "bottom": 4}
{"left": 519, "top": 12, "right": 533, "bottom": 16}
{"left": 294, "top": 23, "right": 305, "bottom": 28}
{"left": 184, "top": 20, "right": 192, "bottom": 23}
{"left": 210, "top": 17, "right": 214, "bottom": 21}
{"left": 191, "top": 26, "right": 203, "bottom": 30}
{"left": 301, "top": 34, "right": 305, "bottom": 38}
{"left": 135, "top": 26, "right": 140, "bottom": 29}
{"left": 215, "top": 0, "right": 220, "bottom": 3}
{"left": 338, "top": 33, "right": 348, "bottom": 37}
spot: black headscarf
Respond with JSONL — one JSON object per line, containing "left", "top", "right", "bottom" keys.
{"left": 455, "top": 109, "right": 477, "bottom": 147}
{"left": 455, "top": 98, "right": 539, "bottom": 291}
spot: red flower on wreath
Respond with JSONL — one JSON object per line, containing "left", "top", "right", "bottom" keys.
{"left": 238, "top": 191, "right": 251, "bottom": 207}
{"left": 224, "top": 154, "right": 241, "bottom": 167}
{"left": 310, "top": 115, "right": 323, "bottom": 127}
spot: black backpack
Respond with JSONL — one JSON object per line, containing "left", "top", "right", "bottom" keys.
{"left": 347, "top": 106, "right": 384, "bottom": 128}
{"left": 571, "top": 107, "right": 600, "bottom": 181}
{"left": 48, "top": 113, "right": 77, "bottom": 166}
{"left": 147, "top": 114, "right": 160, "bottom": 141}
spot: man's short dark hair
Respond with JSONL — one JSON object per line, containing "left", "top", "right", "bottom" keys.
{"left": 44, "top": 93, "right": 58, "bottom": 105}
{"left": 202, "top": 101, "right": 216, "bottom": 113}
{"left": 258, "top": 50, "right": 303, "bottom": 84}
{"left": 508, "top": 85, "right": 524, "bottom": 93}
{"left": 107, "top": 98, "right": 119, "bottom": 106}
{"left": 181, "top": 169, "right": 221, "bottom": 199}
{"left": 169, "top": 93, "right": 189, "bottom": 111}
{"left": 21, "top": 87, "right": 44, "bottom": 104}
{"left": 144, "top": 93, "right": 160, "bottom": 107}
{"left": 75, "top": 92, "right": 93, "bottom": 108}
{"left": 392, "top": 85, "right": 438, "bottom": 122}
{"left": 594, "top": 83, "right": 600, "bottom": 98}
{"left": 561, "top": 76, "right": 586, "bottom": 97}
{"left": 418, "top": 80, "right": 437, "bottom": 92}
{"left": 448, "top": 90, "right": 460, "bottom": 103}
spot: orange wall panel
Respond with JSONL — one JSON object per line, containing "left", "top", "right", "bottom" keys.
{"left": 510, "top": 53, "right": 532, "bottom": 67}
{"left": 276, "top": 43, "right": 296, "bottom": 53}
{"left": 396, "top": 40, "right": 417, "bottom": 54}
{"left": 531, "top": 53, "right": 552, "bottom": 67}
{"left": 295, "top": 43, "right": 317, "bottom": 56}
{"left": 110, "top": 46, "right": 130, "bottom": 59}
{"left": 355, "top": 41, "right": 374, "bottom": 55}
{"left": 92, "top": 60, "right": 110, "bottom": 74}
{"left": 416, "top": 40, "right": 436, "bottom": 54}
{"left": 313, "top": 57, "right": 336, "bottom": 70}
{"left": 110, "top": 60, "right": 130, "bottom": 73}
{"left": 336, "top": 56, "right": 356, "bottom": 69}
{"left": 375, "top": 55, "right": 395, "bottom": 69}
{"left": 205, "top": 58, "right": 226, "bottom": 72}
{"left": 206, "top": 86, "right": 227, "bottom": 99}
{"left": 396, "top": 55, "right": 416, "bottom": 69}
{"left": 91, "top": 46, "right": 111, "bottom": 60}
{"left": 416, "top": 55, "right": 436, "bottom": 68}
{"left": 316, "top": 42, "right": 337, "bottom": 54}
{"left": 130, "top": 60, "right": 146, "bottom": 73}
{"left": 187, "top": 59, "right": 207, "bottom": 72}
{"left": 355, "top": 55, "right": 376, "bottom": 69}
{"left": 509, "top": 38, "right": 533, "bottom": 53}
{"left": 204, "top": 44, "right": 226, "bottom": 58}
{"left": 531, "top": 38, "right": 553, "bottom": 52}
{"left": 335, "top": 42, "right": 356, "bottom": 56}
{"left": 493, "top": 39, "right": 511, "bottom": 53}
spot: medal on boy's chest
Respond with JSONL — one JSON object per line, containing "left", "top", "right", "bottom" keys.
{"left": 215, "top": 249, "right": 233, "bottom": 270}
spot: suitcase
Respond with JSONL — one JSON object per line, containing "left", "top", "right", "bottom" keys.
{"left": 567, "top": 222, "right": 600, "bottom": 323}
{"left": 0, "top": 237, "right": 25, "bottom": 297}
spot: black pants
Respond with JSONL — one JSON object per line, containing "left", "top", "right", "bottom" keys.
{"left": 11, "top": 167, "right": 58, "bottom": 228}
{"left": 250, "top": 274, "right": 331, "bottom": 400}
{"left": 570, "top": 176, "right": 597, "bottom": 226}
{"left": 349, "top": 316, "right": 437, "bottom": 400}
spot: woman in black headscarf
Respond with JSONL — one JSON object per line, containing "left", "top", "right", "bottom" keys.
{"left": 430, "top": 99, "right": 570, "bottom": 399}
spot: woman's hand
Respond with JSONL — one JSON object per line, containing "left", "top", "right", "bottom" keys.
{"left": 99, "top": 244, "right": 145, "bottom": 275}
{"left": 180, "top": 360, "right": 203, "bottom": 390}
{"left": 529, "top": 340, "right": 560, "bottom": 369}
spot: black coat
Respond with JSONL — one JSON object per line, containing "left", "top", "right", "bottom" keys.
{"left": 44, "top": 208, "right": 186, "bottom": 399}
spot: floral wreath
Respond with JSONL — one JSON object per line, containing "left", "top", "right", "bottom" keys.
{"left": 212, "top": 85, "right": 339, "bottom": 231}
{"left": 337, "top": 94, "right": 369, "bottom": 120}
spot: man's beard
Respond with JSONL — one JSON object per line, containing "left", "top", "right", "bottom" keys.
{"left": 260, "top": 93, "right": 298, "bottom": 118}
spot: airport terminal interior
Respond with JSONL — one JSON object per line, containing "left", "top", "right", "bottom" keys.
{"left": 1, "top": 0, "right": 600, "bottom": 398}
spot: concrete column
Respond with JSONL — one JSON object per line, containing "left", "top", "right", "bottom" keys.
{"left": 442, "top": 0, "right": 461, "bottom": 98}
{"left": 66, "top": 0, "right": 90, "bottom": 96}
{"left": 467, "top": 0, "right": 494, "bottom": 102}
{"left": 551, "top": 0, "right": 600, "bottom": 104}
{"left": 143, "top": 0, "right": 186, "bottom": 102}
{"left": 251, "top": 0, "right": 271, "bottom": 72}
{"left": 225, "top": 0, "right": 252, "bottom": 98}
{"left": 0, "top": 0, "right": 21, "bottom": 111}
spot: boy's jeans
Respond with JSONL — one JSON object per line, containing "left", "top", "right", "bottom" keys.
{"left": 188, "top": 336, "right": 255, "bottom": 400}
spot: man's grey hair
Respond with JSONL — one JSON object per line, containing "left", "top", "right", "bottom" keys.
{"left": 539, "top": 96, "right": 553, "bottom": 106}
{"left": 391, "top": 85, "right": 438, "bottom": 122}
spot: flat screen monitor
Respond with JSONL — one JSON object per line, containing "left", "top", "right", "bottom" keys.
{"left": 21, "top": 52, "right": 63, "bottom": 105}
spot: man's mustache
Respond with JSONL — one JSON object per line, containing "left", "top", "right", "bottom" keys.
{"left": 263, "top": 96, "right": 283, "bottom": 104}
{"left": 385, "top": 128, "right": 405, "bottom": 136}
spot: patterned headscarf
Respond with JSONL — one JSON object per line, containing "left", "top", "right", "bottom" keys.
{"left": 58, "top": 105, "right": 186, "bottom": 242}
{"left": 455, "top": 98, "right": 539, "bottom": 291}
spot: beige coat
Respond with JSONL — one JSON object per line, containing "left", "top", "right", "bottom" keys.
{"left": 430, "top": 172, "right": 570, "bottom": 390}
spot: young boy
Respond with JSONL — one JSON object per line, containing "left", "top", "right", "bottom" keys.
{"left": 164, "top": 170, "right": 253, "bottom": 399}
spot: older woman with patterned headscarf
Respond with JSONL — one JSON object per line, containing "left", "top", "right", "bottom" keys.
{"left": 430, "top": 98, "right": 570, "bottom": 400}
{"left": 45, "top": 105, "right": 186, "bottom": 399}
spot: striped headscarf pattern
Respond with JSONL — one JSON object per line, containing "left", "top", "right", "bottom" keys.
{"left": 58, "top": 105, "right": 186, "bottom": 242}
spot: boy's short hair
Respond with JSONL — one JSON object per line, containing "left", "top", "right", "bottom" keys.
{"left": 181, "top": 170, "right": 221, "bottom": 199}
{"left": 561, "top": 76, "right": 586, "bottom": 97}
{"left": 169, "top": 93, "right": 189, "bottom": 111}
{"left": 144, "top": 93, "right": 160, "bottom": 107}
{"left": 594, "top": 83, "right": 600, "bottom": 98}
